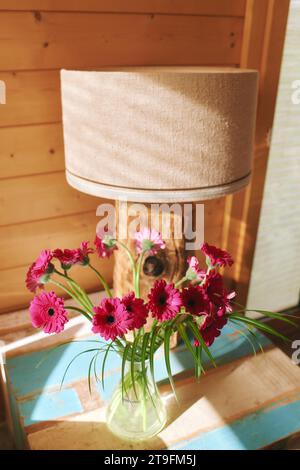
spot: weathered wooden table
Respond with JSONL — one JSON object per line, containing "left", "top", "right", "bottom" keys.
{"left": 2, "top": 314, "right": 300, "bottom": 450}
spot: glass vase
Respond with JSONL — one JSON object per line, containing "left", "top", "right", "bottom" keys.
{"left": 106, "top": 360, "right": 167, "bottom": 441}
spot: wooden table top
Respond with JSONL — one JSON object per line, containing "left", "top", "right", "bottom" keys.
{"left": 3, "top": 321, "right": 300, "bottom": 450}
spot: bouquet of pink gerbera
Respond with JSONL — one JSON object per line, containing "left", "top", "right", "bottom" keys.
{"left": 25, "top": 229, "right": 293, "bottom": 441}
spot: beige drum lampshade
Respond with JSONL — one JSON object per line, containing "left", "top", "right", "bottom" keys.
{"left": 61, "top": 67, "right": 258, "bottom": 202}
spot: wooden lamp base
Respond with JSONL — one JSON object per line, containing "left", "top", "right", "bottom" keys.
{"left": 113, "top": 201, "right": 188, "bottom": 345}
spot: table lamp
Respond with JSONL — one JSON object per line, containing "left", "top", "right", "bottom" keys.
{"left": 60, "top": 67, "right": 258, "bottom": 299}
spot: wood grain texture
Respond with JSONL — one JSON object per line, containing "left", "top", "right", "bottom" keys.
{"left": 113, "top": 202, "right": 186, "bottom": 300}
{"left": 0, "top": 172, "right": 101, "bottom": 226}
{"left": 0, "top": 71, "right": 60, "bottom": 127}
{"left": 0, "top": 262, "right": 113, "bottom": 314}
{"left": 0, "top": 211, "right": 100, "bottom": 270}
{"left": 0, "top": 0, "right": 246, "bottom": 16}
{"left": 0, "top": 123, "right": 64, "bottom": 178}
{"left": 0, "top": 12, "right": 242, "bottom": 71}
{"left": 0, "top": 0, "right": 289, "bottom": 315}
{"left": 222, "top": 0, "right": 290, "bottom": 304}
{"left": 6, "top": 337, "right": 300, "bottom": 450}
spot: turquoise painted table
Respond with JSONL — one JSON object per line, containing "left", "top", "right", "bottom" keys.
{"left": 4, "top": 325, "right": 300, "bottom": 450}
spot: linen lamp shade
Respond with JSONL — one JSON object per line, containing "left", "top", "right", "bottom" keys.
{"left": 61, "top": 67, "right": 258, "bottom": 202}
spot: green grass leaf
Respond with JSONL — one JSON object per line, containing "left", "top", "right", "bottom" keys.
{"left": 164, "top": 326, "right": 178, "bottom": 401}
{"left": 187, "top": 319, "right": 216, "bottom": 368}
{"left": 178, "top": 323, "right": 201, "bottom": 368}
{"left": 60, "top": 348, "right": 101, "bottom": 390}
{"left": 229, "top": 314, "right": 290, "bottom": 342}
{"left": 130, "top": 336, "right": 140, "bottom": 399}
{"left": 227, "top": 321, "right": 257, "bottom": 355}
{"left": 240, "top": 309, "right": 297, "bottom": 327}
{"left": 101, "top": 341, "right": 114, "bottom": 390}
{"left": 88, "top": 353, "right": 98, "bottom": 395}
{"left": 195, "top": 345, "right": 202, "bottom": 381}
{"left": 121, "top": 343, "right": 131, "bottom": 402}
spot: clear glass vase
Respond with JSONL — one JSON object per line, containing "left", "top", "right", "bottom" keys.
{"left": 106, "top": 360, "right": 167, "bottom": 441}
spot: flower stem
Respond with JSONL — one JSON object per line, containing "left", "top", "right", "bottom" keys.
{"left": 135, "top": 250, "right": 146, "bottom": 298}
{"left": 49, "top": 278, "right": 93, "bottom": 314}
{"left": 54, "top": 269, "right": 93, "bottom": 311}
{"left": 89, "top": 264, "right": 112, "bottom": 298}
{"left": 65, "top": 306, "right": 92, "bottom": 322}
{"left": 117, "top": 240, "right": 136, "bottom": 290}
{"left": 175, "top": 275, "right": 187, "bottom": 288}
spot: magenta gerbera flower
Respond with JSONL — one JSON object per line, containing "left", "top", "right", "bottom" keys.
{"left": 201, "top": 242, "right": 234, "bottom": 268}
{"left": 186, "top": 256, "right": 206, "bottom": 281}
{"left": 181, "top": 285, "right": 210, "bottom": 316}
{"left": 134, "top": 228, "right": 165, "bottom": 255}
{"left": 94, "top": 234, "right": 117, "bottom": 259}
{"left": 77, "top": 241, "right": 94, "bottom": 265}
{"left": 148, "top": 279, "right": 182, "bottom": 322}
{"left": 29, "top": 291, "right": 69, "bottom": 334}
{"left": 121, "top": 292, "right": 148, "bottom": 330}
{"left": 195, "top": 314, "right": 228, "bottom": 347}
{"left": 92, "top": 298, "right": 130, "bottom": 341}
{"left": 26, "top": 249, "right": 54, "bottom": 292}
{"left": 53, "top": 248, "right": 80, "bottom": 269}
{"left": 203, "top": 271, "right": 236, "bottom": 317}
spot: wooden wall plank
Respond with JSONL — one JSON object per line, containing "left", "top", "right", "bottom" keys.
{"left": 0, "top": 12, "right": 243, "bottom": 70}
{"left": 0, "top": 261, "right": 113, "bottom": 314}
{"left": 0, "top": 124, "right": 64, "bottom": 178}
{"left": 0, "top": 211, "right": 99, "bottom": 270}
{"left": 0, "top": 71, "right": 60, "bottom": 127}
{"left": 0, "top": 172, "right": 103, "bottom": 226}
{"left": 0, "top": 0, "right": 246, "bottom": 17}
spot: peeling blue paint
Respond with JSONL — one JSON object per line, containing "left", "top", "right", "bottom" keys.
{"left": 19, "top": 388, "right": 83, "bottom": 426}
{"left": 171, "top": 394, "right": 300, "bottom": 450}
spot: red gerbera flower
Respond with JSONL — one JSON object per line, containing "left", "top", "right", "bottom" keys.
{"left": 181, "top": 285, "right": 210, "bottom": 316}
{"left": 195, "top": 315, "right": 228, "bottom": 347}
{"left": 148, "top": 279, "right": 182, "bottom": 322}
{"left": 25, "top": 249, "right": 54, "bottom": 292}
{"left": 121, "top": 292, "right": 148, "bottom": 330}
{"left": 53, "top": 248, "right": 80, "bottom": 269}
{"left": 201, "top": 242, "right": 234, "bottom": 268}
{"left": 92, "top": 298, "right": 130, "bottom": 341}
{"left": 203, "top": 271, "right": 236, "bottom": 317}
{"left": 94, "top": 234, "right": 117, "bottom": 258}
{"left": 29, "top": 291, "right": 69, "bottom": 334}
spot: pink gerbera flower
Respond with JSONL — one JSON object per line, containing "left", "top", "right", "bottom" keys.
{"left": 25, "top": 249, "right": 54, "bottom": 292}
{"left": 29, "top": 291, "right": 69, "bottom": 334}
{"left": 121, "top": 292, "right": 148, "bottom": 330}
{"left": 181, "top": 285, "right": 210, "bottom": 316}
{"left": 134, "top": 228, "right": 165, "bottom": 255}
{"left": 148, "top": 279, "right": 182, "bottom": 321}
{"left": 186, "top": 256, "right": 206, "bottom": 281}
{"left": 92, "top": 298, "right": 130, "bottom": 341}
{"left": 203, "top": 271, "right": 236, "bottom": 317}
{"left": 94, "top": 234, "right": 117, "bottom": 259}
{"left": 201, "top": 242, "right": 234, "bottom": 268}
